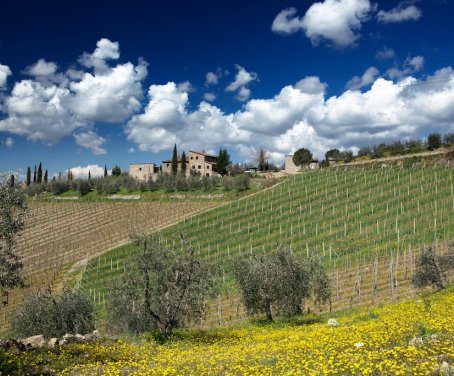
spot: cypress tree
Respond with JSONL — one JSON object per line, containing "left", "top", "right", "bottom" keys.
{"left": 88, "top": 170, "right": 91, "bottom": 180}
{"left": 44, "top": 170, "right": 48, "bottom": 184}
{"left": 10, "top": 174, "right": 15, "bottom": 187}
{"left": 33, "top": 165, "right": 37, "bottom": 184}
{"left": 26, "top": 166, "right": 31, "bottom": 186}
{"left": 171, "top": 144, "right": 178, "bottom": 175}
{"left": 37, "top": 162, "right": 42, "bottom": 184}
{"left": 215, "top": 148, "right": 231, "bottom": 175}
{"left": 181, "top": 151, "right": 186, "bottom": 175}
{"left": 104, "top": 165, "right": 108, "bottom": 177}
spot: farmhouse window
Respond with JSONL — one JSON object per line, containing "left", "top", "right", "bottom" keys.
{"left": 196, "top": 156, "right": 199, "bottom": 160}
{"left": 139, "top": 167, "right": 142, "bottom": 171}
{"left": 198, "top": 165, "right": 201, "bottom": 169}
{"left": 207, "top": 165, "right": 210, "bottom": 169}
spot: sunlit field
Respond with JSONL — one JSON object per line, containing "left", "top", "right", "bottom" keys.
{"left": 6, "top": 287, "right": 454, "bottom": 375}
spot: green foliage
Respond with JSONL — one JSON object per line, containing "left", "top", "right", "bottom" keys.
{"left": 325, "top": 149, "right": 341, "bottom": 160}
{"left": 12, "top": 288, "right": 95, "bottom": 338}
{"left": 340, "top": 149, "right": 353, "bottom": 163}
{"left": 413, "top": 246, "right": 454, "bottom": 290}
{"left": 293, "top": 148, "right": 313, "bottom": 166}
{"left": 37, "top": 162, "right": 43, "bottom": 184}
{"left": 0, "top": 176, "right": 27, "bottom": 297}
{"left": 309, "top": 255, "right": 331, "bottom": 309}
{"left": 49, "top": 180, "right": 69, "bottom": 195}
{"left": 443, "top": 133, "right": 454, "bottom": 145}
{"left": 233, "top": 249, "right": 315, "bottom": 320}
{"left": 181, "top": 151, "right": 187, "bottom": 175}
{"left": 202, "top": 176, "right": 218, "bottom": 192}
{"left": 26, "top": 166, "right": 31, "bottom": 186}
{"left": 171, "top": 144, "right": 178, "bottom": 175}
{"left": 215, "top": 148, "right": 232, "bottom": 175}
{"left": 256, "top": 148, "right": 269, "bottom": 172}
{"left": 77, "top": 180, "right": 92, "bottom": 196}
{"left": 106, "top": 234, "right": 216, "bottom": 335}
{"left": 233, "top": 174, "right": 250, "bottom": 191}
{"left": 111, "top": 165, "right": 122, "bottom": 177}
{"left": 319, "top": 159, "right": 330, "bottom": 168}
{"left": 427, "top": 132, "right": 442, "bottom": 150}
{"left": 0, "top": 349, "right": 21, "bottom": 375}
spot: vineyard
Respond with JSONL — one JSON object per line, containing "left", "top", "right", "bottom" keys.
{"left": 1, "top": 200, "right": 217, "bottom": 333}
{"left": 78, "top": 162, "right": 454, "bottom": 326}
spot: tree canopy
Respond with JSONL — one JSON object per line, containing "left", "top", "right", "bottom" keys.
{"left": 215, "top": 148, "right": 231, "bottom": 175}
{"left": 293, "top": 148, "right": 313, "bottom": 166}
{"left": 0, "top": 175, "right": 28, "bottom": 304}
{"left": 171, "top": 144, "right": 178, "bottom": 175}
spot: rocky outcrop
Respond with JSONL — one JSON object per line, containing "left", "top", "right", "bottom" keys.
{"left": 0, "top": 330, "right": 101, "bottom": 351}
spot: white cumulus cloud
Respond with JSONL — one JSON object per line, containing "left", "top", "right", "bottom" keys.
{"left": 272, "top": 0, "right": 374, "bottom": 48}
{"left": 226, "top": 65, "right": 258, "bottom": 101}
{"left": 377, "top": 2, "right": 422, "bottom": 23}
{"left": 203, "top": 92, "right": 216, "bottom": 101}
{"left": 346, "top": 66, "right": 380, "bottom": 90}
{"left": 271, "top": 7, "right": 305, "bottom": 34}
{"left": 0, "top": 39, "right": 147, "bottom": 151}
{"left": 73, "top": 130, "right": 107, "bottom": 155}
{"left": 0, "top": 64, "right": 12, "bottom": 89}
{"left": 375, "top": 47, "right": 396, "bottom": 60}
{"left": 25, "top": 59, "right": 58, "bottom": 77}
{"left": 78, "top": 38, "right": 120, "bottom": 73}
{"left": 126, "top": 67, "right": 454, "bottom": 165}
{"left": 69, "top": 164, "right": 106, "bottom": 179}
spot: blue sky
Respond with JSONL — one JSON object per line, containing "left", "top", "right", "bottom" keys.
{"left": 1, "top": 0, "right": 454, "bottom": 178}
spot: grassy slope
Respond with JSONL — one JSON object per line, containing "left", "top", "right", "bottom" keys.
{"left": 79, "top": 163, "right": 454, "bottom": 321}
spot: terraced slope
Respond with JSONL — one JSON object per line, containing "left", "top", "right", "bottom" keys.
{"left": 1, "top": 200, "right": 217, "bottom": 332}
{"left": 79, "top": 164, "right": 454, "bottom": 326}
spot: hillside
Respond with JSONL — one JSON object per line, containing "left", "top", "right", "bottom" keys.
{"left": 78, "top": 162, "right": 454, "bottom": 325}
{"left": 6, "top": 286, "right": 454, "bottom": 375}
{"left": 1, "top": 200, "right": 217, "bottom": 334}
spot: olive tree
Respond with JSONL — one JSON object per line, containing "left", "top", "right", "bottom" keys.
{"left": 12, "top": 288, "right": 95, "bottom": 338}
{"left": 107, "top": 234, "right": 216, "bottom": 336}
{"left": 0, "top": 175, "right": 28, "bottom": 306}
{"left": 413, "top": 246, "right": 454, "bottom": 290}
{"left": 233, "top": 249, "right": 313, "bottom": 321}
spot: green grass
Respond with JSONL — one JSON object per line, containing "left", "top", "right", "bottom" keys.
{"left": 78, "top": 163, "right": 454, "bottom": 317}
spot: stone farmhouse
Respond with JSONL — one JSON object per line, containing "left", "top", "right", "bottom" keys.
{"left": 284, "top": 155, "right": 319, "bottom": 174}
{"left": 128, "top": 163, "right": 160, "bottom": 181}
{"left": 162, "top": 150, "right": 218, "bottom": 177}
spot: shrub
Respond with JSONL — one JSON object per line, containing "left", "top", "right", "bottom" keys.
{"left": 187, "top": 174, "right": 202, "bottom": 191}
{"left": 106, "top": 234, "right": 216, "bottom": 336}
{"left": 234, "top": 249, "right": 331, "bottom": 321}
{"left": 48, "top": 180, "right": 68, "bottom": 195}
{"left": 234, "top": 249, "right": 310, "bottom": 320}
{"left": 12, "top": 288, "right": 95, "bottom": 338}
{"left": 162, "top": 174, "right": 176, "bottom": 192}
{"left": 175, "top": 174, "right": 188, "bottom": 191}
{"left": 427, "top": 133, "right": 442, "bottom": 150}
{"left": 412, "top": 246, "right": 454, "bottom": 290}
{"left": 77, "top": 180, "right": 91, "bottom": 196}
{"left": 221, "top": 176, "right": 234, "bottom": 190}
{"left": 202, "top": 176, "right": 213, "bottom": 192}
{"left": 234, "top": 174, "right": 250, "bottom": 191}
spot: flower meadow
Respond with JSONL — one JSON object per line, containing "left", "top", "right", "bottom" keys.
{"left": 4, "top": 288, "right": 454, "bottom": 375}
